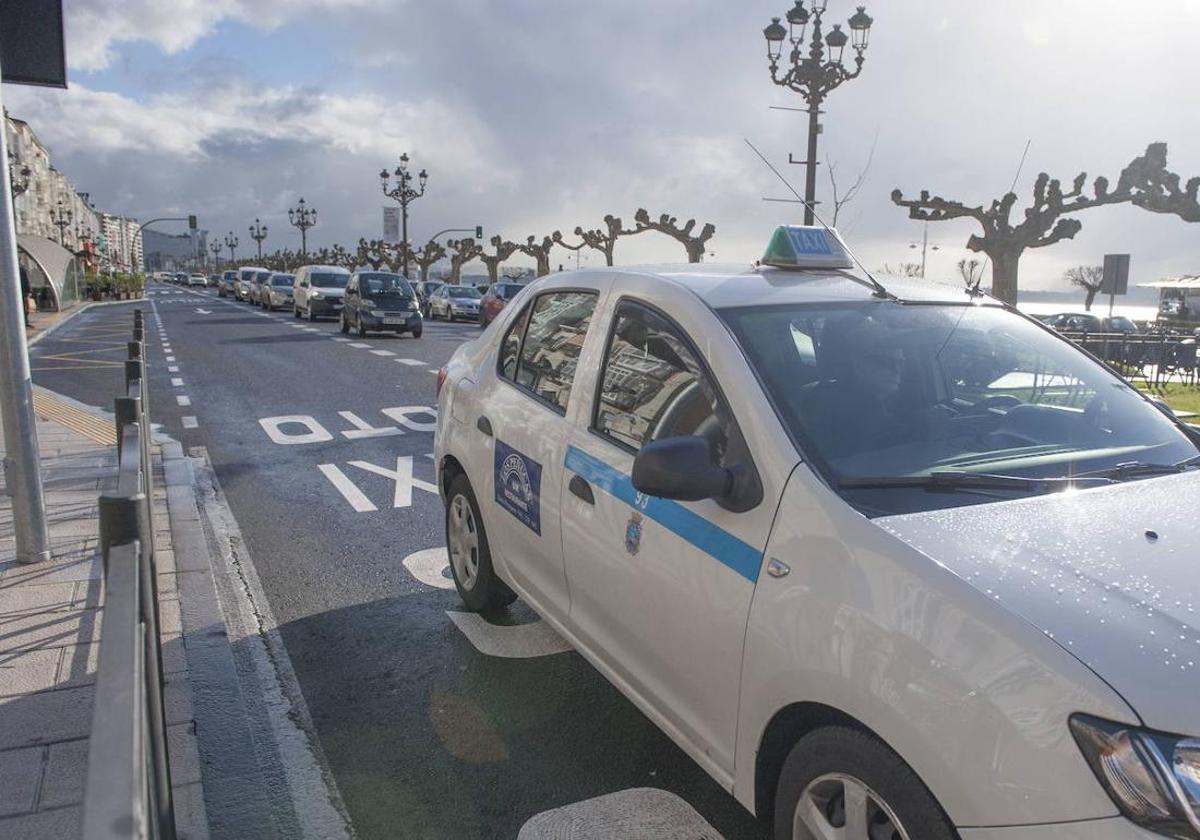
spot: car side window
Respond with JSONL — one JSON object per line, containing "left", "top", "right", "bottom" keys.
{"left": 512, "top": 291, "right": 598, "bottom": 413}
{"left": 499, "top": 303, "right": 531, "bottom": 381}
{"left": 594, "top": 301, "right": 729, "bottom": 456}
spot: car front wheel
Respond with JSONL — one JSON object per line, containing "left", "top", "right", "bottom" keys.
{"left": 445, "top": 474, "right": 516, "bottom": 612}
{"left": 774, "top": 727, "right": 955, "bottom": 840}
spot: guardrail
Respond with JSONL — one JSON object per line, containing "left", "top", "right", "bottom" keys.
{"left": 1059, "top": 329, "right": 1199, "bottom": 387}
{"left": 82, "top": 309, "right": 177, "bottom": 840}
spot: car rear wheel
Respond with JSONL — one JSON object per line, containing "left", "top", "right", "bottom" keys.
{"left": 774, "top": 727, "right": 955, "bottom": 840}
{"left": 410, "top": 326, "right": 422, "bottom": 339}
{"left": 445, "top": 474, "right": 516, "bottom": 612}
{"left": 339, "top": 313, "right": 349, "bottom": 334}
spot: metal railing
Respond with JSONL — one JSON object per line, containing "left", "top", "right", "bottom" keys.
{"left": 82, "top": 310, "right": 177, "bottom": 840}
{"left": 1060, "top": 329, "right": 1199, "bottom": 388}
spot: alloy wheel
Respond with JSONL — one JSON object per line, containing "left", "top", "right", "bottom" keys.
{"left": 447, "top": 494, "right": 480, "bottom": 590}
{"left": 793, "top": 774, "right": 911, "bottom": 840}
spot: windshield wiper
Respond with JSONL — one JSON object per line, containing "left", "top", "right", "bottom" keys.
{"left": 1076, "top": 455, "right": 1200, "bottom": 481}
{"left": 839, "top": 471, "right": 1114, "bottom": 493}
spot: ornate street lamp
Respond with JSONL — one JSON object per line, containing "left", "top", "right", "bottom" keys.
{"left": 763, "top": 1, "right": 873, "bottom": 224}
{"left": 287, "top": 198, "right": 317, "bottom": 258}
{"left": 380, "top": 152, "right": 428, "bottom": 278}
{"left": 249, "top": 217, "right": 268, "bottom": 260}
{"left": 224, "top": 232, "right": 239, "bottom": 263}
{"left": 50, "top": 199, "right": 73, "bottom": 247}
{"left": 209, "top": 240, "right": 223, "bottom": 268}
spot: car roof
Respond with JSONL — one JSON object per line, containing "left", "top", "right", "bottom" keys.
{"left": 592, "top": 263, "right": 991, "bottom": 310}
{"left": 299, "top": 264, "right": 350, "bottom": 273}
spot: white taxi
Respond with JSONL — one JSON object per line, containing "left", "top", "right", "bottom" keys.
{"left": 434, "top": 226, "right": 1200, "bottom": 840}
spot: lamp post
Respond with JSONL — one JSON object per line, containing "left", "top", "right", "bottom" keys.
{"left": 380, "top": 153, "right": 428, "bottom": 278}
{"left": 249, "top": 217, "right": 268, "bottom": 260}
{"left": 909, "top": 220, "right": 941, "bottom": 278}
{"left": 224, "top": 232, "right": 238, "bottom": 264}
{"left": 8, "top": 150, "right": 30, "bottom": 197}
{"left": 763, "top": 2, "right": 873, "bottom": 225}
{"left": 287, "top": 198, "right": 316, "bottom": 258}
{"left": 49, "top": 199, "right": 73, "bottom": 247}
{"left": 209, "top": 240, "right": 223, "bottom": 268}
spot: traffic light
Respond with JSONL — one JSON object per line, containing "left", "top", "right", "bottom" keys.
{"left": 188, "top": 214, "right": 197, "bottom": 230}
{"left": 475, "top": 225, "right": 483, "bottom": 239}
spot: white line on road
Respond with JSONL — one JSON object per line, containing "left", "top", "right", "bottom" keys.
{"left": 182, "top": 416, "right": 198, "bottom": 429}
{"left": 395, "top": 358, "right": 425, "bottom": 366}
{"left": 369, "top": 349, "right": 395, "bottom": 357}
{"left": 428, "top": 369, "right": 438, "bottom": 374}
{"left": 318, "top": 464, "right": 378, "bottom": 512}
{"left": 171, "top": 377, "right": 184, "bottom": 387}
{"left": 337, "top": 411, "right": 403, "bottom": 440}
{"left": 195, "top": 308, "right": 212, "bottom": 314}
{"left": 168, "top": 365, "right": 179, "bottom": 372}
{"left": 332, "top": 338, "right": 352, "bottom": 343}
{"left": 348, "top": 342, "right": 370, "bottom": 348}
{"left": 177, "top": 395, "right": 191, "bottom": 406}
{"left": 166, "top": 356, "right": 176, "bottom": 362}
{"left": 302, "top": 328, "right": 320, "bottom": 332}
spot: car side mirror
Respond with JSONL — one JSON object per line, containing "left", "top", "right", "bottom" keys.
{"left": 632, "top": 436, "right": 731, "bottom": 503}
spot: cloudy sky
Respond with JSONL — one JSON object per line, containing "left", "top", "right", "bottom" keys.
{"left": 7, "top": 0, "right": 1200, "bottom": 290}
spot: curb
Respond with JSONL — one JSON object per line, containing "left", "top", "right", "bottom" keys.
{"left": 27, "top": 297, "right": 149, "bottom": 348}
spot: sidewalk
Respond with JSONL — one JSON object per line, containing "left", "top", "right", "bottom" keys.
{"left": 0, "top": 398, "right": 207, "bottom": 838}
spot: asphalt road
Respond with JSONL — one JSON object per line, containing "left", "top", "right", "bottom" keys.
{"left": 31, "top": 283, "right": 771, "bottom": 840}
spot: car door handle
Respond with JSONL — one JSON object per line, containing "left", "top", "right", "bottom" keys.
{"left": 568, "top": 474, "right": 594, "bottom": 505}
{"left": 476, "top": 416, "right": 493, "bottom": 437}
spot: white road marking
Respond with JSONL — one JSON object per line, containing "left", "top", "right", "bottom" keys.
{"left": 168, "top": 365, "right": 179, "bottom": 373}
{"left": 303, "top": 327, "right": 320, "bottom": 332}
{"left": 428, "top": 369, "right": 439, "bottom": 374}
{"left": 176, "top": 395, "right": 191, "bottom": 406}
{"left": 401, "top": 547, "right": 455, "bottom": 590}
{"left": 332, "top": 338, "right": 352, "bottom": 343}
{"left": 166, "top": 356, "right": 176, "bottom": 362}
{"left": 258, "top": 415, "right": 334, "bottom": 445}
{"left": 518, "top": 789, "right": 724, "bottom": 840}
{"left": 195, "top": 308, "right": 212, "bottom": 314}
{"left": 348, "top": 342, "right": 370, "bottom": 349}
{"left": 337, "top": 411, "right": 402, "bottom": 440}
{"left": 171, "top": 377, "right": 184, "bottom": 387}
{"left": 369, "top": 349, "right": 395, "bottom": 357}
{"left": 317, "top": 464, "right": 377, "bottom": 513}
{"left": 395, "top": 358, "right": 424, "bottom": 366}
{"left": 445, "top": 612, "right": 572, "bottom": 659}
{"left": 181, "top": 416, "right": 198, "bottom": 429}
{"left": 380, "top": 405, "right": 438, "bottom": 432}
{"left": 348, "top": 456, "right": 438, "bottom": 508}
{"left": 289, "top": 323, "right": 304, "bottom": 328}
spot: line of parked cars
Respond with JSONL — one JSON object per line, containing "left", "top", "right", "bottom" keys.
{"left": 215, "top": 265, "right": 530, "bottom": 335}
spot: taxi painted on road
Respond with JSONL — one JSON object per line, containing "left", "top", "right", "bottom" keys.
{"left": 434, "top": 226, "right": 1200, "bottom": 840}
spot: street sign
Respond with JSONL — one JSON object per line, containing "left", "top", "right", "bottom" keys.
{"left": 475, "top": 225, "right": 483, "bottom": 239}
{"left": 1101, "top": 254, "right": 1130, "bottom": 295}
{"left": 0, "top": 0, "right": 67, "bottom": 88}
{"left": 382, "top": 208, "right": 400, "bottom": 244}
{"left": 188, "top": 215, "right": 197, "bottom": 231}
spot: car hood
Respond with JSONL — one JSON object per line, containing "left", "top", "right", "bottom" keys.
{"left": 877, "top": 470, "right": 1200, "bottom": 735}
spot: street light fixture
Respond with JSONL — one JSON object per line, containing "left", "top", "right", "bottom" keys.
{"left": 249, "top": 217, "right": 268, "bottom": 260}
{"left": 209, "top": 240, "right": 223, "bottom": 268}
{"left": 380, "top": 152, "right": 428, "bottom": 278}
{"left": 909, "top": 220, "right": 942, "bottom": 278}
{"left": 763, "top": 1, "right": 873, "bottom": 225}
{"left": 287, "top": 198, "right": 317, "bottom": 258}
{"left": 49, "top": 199, "right": 73, "bottom": 247}
{"left": 224, "top": 232, "right": 239, "bottom": 264}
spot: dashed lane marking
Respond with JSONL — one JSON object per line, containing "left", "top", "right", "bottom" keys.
{"left": 176, "top": 395, "right": 191, "bottom": 407}
{"left": 171, "top": 377, "right": 184, "bottom": 387}
{"left": 369, "top": 349, "right": 395, "bottom": 357}
{"left": 182, "top": 416, "right": 198, "bottom": 429}
{"left": 168, "top": 366, "right": 179, "bottom": 372}
{"left": 332, "top": 338, "right": 352, "bottom": 343}
{"left": 348, "top": 342, "right": 370, "bottom": 348}
{"left": 166, "top": 356, "right": 176, "bottom": 362}
{"left": 395, "top": 358, "right": 424, "bottom": 366}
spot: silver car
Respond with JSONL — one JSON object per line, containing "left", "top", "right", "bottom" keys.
{"left": 261, "top": 273, "right": 295, "bottom": 311}
{"left": 427, "top": 284, "right": 482, "bottom": 321}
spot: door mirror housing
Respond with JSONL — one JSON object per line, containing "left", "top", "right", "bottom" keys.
{"left": 631, "top": 436, "right": 731, "bottom": 503}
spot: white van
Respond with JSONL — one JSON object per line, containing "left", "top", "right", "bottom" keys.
{"left": 292, "top": 265, "right": 350, "bottom": 322}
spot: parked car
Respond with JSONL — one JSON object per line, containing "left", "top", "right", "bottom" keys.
{"left": 234, "top": 266, "right": 266, "bottom": 301}
{"left": 248, "top": 269, "right": 273, "bottom": 306}
{"left": 1044, "top": 312, "right": 1103, "bottom": 332}
{"left": 1102, "top": 315, "right": 1140, "bottom": 334}
{"left": 427, "top": 284, "right": 482, "bottom": 321}
{"left": 293, "top": 265, "right": 350, "bottom": 321}
{"left": 218, "top": 270, "right": 238, "bottom": 298}
{"left": 340, "top": 271, "right": 422, "bottom": 337}
{"left": 261, "top": 273, "right": 295, "bottom": 311}
{"left": 207, "top": 274, "right": 221, "bottom": 287}
{"left": 174, "top": 272, "right": 188, "bottom": 285}
{"left": 414, "top": 280, "right": 444, "bottom": 316}
{"left": 480, "top": 281, "right": 527, "bottom": 327}
{"left": 435, "top": 227, "right": 1200, "bottom": 840}
{"left": 187, "top": 273, "right": 207, "bottom": 287}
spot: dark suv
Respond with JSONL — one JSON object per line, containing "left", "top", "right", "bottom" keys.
{"left": 340, "top": 271, "right": 423, "bottom": 338}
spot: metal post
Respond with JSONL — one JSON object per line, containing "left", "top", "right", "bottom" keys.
{"left": 0, "top": 55, "right": 50, "bottom": 564}
{"left": 803, "top": 103, "right": 819, "bottom": 226}
{"left": 401, "top": 204, "right": 409, "bottom": 278}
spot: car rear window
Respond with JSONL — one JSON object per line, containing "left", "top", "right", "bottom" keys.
{"left": 311, "top": 273, "right": 348, "bottom": 288}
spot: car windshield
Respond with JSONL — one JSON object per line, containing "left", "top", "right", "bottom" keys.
{"left": 255, "top": 272, "right": 272, "bottom": 282}
{"left": 311, "top": 273, "right": 348, "bottom": 288}
{"left": 500, "top": 284, "right": 525, "bottom": 299}
{"left": 271, "top": 275, "right": 294, "bottom": 286}
{"left": 446, "top": 286, "right": 480, "bottom": 299}
{"left": 359, "top": 274, "right": 413, "bottom": 296}
{"left": 722, "top": 301, "right": 1200, "bottom": 516}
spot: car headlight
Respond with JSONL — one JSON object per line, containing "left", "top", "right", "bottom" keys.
{"left": 1071, "top": 714, "right": 1200, "bottom": 838}
{"left": 311, "top": 291, "right": 324, "bottom": 300}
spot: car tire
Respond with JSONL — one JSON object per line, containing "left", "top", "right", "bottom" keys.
{"left": 445, "top": 473, "right": 517, "bottom": 612}
{"left": 410, "top": 326, "right": 422, "bottom": 339}
{"left": 357, "top": 319, "right": 367, "bottom": 338}
{"left": 293, "top": 305, "right": 301, "bottom": 319}
{"left": 774, "top": 726, "right": 955, "bottom": 840}
{"left": 339, "top": 313, "right": 349, "bottom": 334}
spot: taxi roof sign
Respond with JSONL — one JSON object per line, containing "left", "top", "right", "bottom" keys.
{"left": 762, "top": 225, "right": 855, "bottom": 270}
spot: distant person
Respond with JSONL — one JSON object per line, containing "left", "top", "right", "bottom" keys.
{"left": 19, "top": 264, "right": 33, "bottom": 328}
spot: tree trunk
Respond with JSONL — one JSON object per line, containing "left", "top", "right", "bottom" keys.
{"left": 536, "top": 254, "right": 550, "bottom": 276}
{"left": 1083, "top": 287, "right": 1098, "bottom": 311}
{"left": 989, "top": 248, "right": 1021, "bottom": 306}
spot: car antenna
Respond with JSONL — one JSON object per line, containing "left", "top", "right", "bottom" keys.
{"left": 744, "top": 138, "right": 895, "bottom": 301}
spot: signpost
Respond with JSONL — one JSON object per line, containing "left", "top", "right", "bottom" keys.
{"left": 1102, "top": 253, "right": 1131, "bottom": 318}
{"left": 0, "top": 0, "right": 66, "bottom": 564}
{"left": 383, "top": 207, "right": 400, "bottom": 244}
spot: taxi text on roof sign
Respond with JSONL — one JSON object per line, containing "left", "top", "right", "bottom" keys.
{"left": 762, "top": 225, "right": 855, "bottom": 271}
